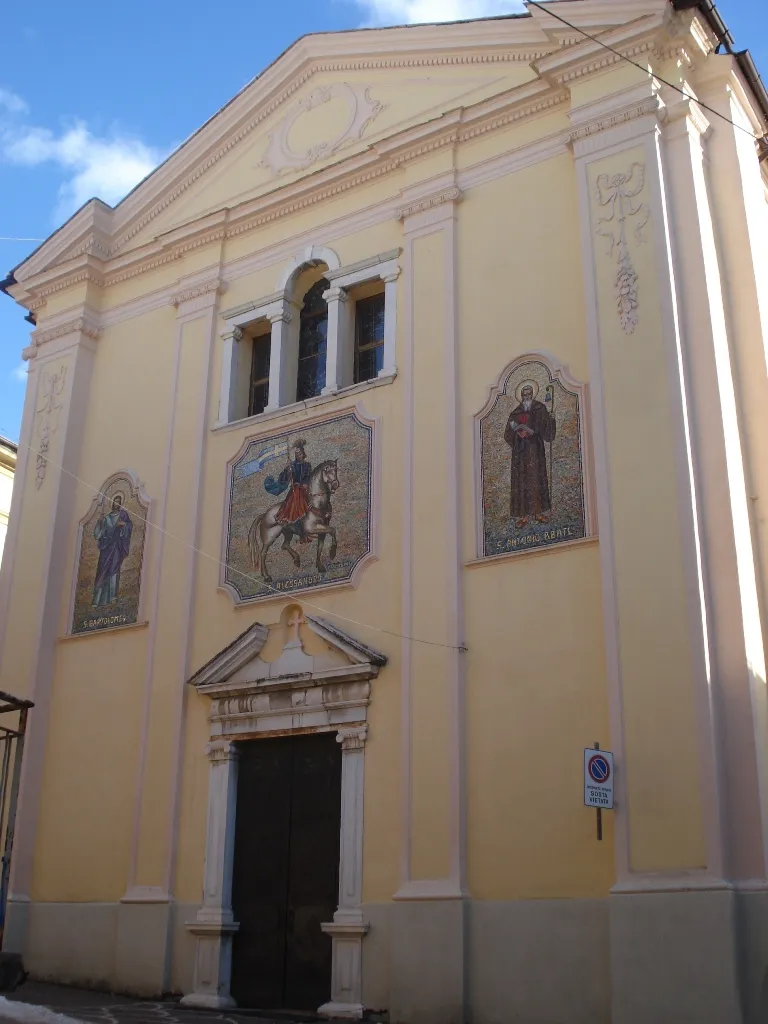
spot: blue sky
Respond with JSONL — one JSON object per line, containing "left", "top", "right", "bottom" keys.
{"left": 0, "top": 0, "right": 765, "bottom": 444}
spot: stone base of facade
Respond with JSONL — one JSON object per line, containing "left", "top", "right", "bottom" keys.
{"left": 468, "top": 897, "right": 610, "bottom": 1023}
{"left": 5, "top": 898, "right": 198, "bottom": 997}
{"left": 115, "top": 900, "right": 172, "bottom": 996}
{"left": 7, "top": 892, "right": 768, "bottom": 1022}
{"left": 2, "top": 898, "right": 30, "bottom": 962}
{"left": 179, "top": 992, "right": 236, "bottom": 1010}
{"left": 388, "top": 897, "right": 467, "bottom": 1024}
{"left": 736, "top": 889, "right": 768, "bottom": 1024}
{"left": 609, "top": 886, "right": 768, "bottom": 1024}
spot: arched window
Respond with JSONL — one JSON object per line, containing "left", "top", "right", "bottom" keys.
{"left": 296, "top": 278, "right": 329, "bottom": 401}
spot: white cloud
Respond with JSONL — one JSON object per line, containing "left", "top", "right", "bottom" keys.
{"left": 11, "top": 364, "right": 28, "bottom": 383}
{"left": 0, "top": 89, "right": 28, "bottom": 115}
{"left": 1, "top": 121, "right": 166, "bottom": 222}
{"left": 353, "top": 0, "right": 524, "bottom": 25}
{"left": 0, "top": 88, "right": 168, "bottom": 224}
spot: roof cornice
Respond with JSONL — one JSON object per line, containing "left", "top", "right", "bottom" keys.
{"left": 533, "top": 10, "right": 670, "bottom": 84}
{"left": 18, "top": 200, "right": 112, "bottom": 281}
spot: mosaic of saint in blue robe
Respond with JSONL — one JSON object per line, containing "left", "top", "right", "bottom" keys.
{"left": 92, "top": 494, "right": 133, "bottom": 607}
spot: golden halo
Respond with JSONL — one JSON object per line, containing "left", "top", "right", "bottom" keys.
{"left": 514, "top": 379, "right": 540, "bottom": 403}
{"left": 110, "top": 491, "right": 126, "bottom": 506}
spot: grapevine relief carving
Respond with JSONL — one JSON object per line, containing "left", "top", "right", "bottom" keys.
{"left": 35, "top": 364, "right": 67, "bottom": 488}
{"left": 594, "top": 163, "right": 650, "bottom": 334}
{"left": 261, "top": 82, "right": 383, "bottom": 176}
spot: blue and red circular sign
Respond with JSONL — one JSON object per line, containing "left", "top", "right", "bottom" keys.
{"left": 587, "top": 754, "right": 611, "bottom": 784}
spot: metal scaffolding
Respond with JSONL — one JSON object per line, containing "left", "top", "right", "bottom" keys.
{"left": 0, "top": 691, "right": 33, "bottom": 948}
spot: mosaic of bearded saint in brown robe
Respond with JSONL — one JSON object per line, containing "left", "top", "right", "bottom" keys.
{"left": 504, "top": 386, "right": 556, "bottom": 524}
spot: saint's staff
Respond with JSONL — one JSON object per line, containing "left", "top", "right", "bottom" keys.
{"left": 545, "top": 384, "right": 555, "bottom": 508}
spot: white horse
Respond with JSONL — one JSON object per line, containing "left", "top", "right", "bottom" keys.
{"left": 248, "top": 460, "right": 339, "bottom": 583}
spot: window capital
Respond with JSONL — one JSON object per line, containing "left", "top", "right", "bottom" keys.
{"left": 268, "top": 309, "right": 292, "bottom": 325}
{"left": 220, "top": 326, "right": 243, "bottom": 343}
{"left": 322, "top": 286, "right": 349, "bottom": 305}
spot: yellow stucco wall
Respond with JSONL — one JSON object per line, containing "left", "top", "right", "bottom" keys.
{"left": 33, "top": 630, "right": 147, "bottom": 901}
{"left": 586, "top": 144, "right": 706, "bottom": 871}
{"left": 459, "top": 154, "right": 614, "bottom": 897}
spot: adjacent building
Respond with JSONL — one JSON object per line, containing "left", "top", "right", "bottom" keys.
{"left": 0, "top": 437, "right": 16, "bottom": 568}
{"left": 1, "top": 1, "right": 768, "bottom": 1021}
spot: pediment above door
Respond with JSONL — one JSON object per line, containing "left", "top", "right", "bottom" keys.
{"left": 187, "top": 606, "right": 386, "bottom": 739}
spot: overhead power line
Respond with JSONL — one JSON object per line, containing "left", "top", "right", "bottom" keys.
{"left": 527, "top": 0, "right": 766, "bottom": 146}
{"left": 1, "top": 428, "right": 468, "bottom": 653}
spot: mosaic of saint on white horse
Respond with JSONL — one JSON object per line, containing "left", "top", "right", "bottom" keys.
{"left": 247, "top": 438, "right": 340, "bottom": 583}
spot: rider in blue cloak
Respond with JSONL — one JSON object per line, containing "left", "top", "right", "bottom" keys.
{"left": 264, "top": 439, "right": 312, "bottom": 526}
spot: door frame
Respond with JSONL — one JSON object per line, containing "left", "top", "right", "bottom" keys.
{"left": 181, "top": 609, "right": 385, "bottom": 1019}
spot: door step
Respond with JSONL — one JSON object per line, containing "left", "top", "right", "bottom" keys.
{"left": 233, "top": 1011, "right": 322, "bottom": 1022}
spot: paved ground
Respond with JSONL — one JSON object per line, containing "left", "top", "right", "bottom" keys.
{"left": 3, "top": 983, "right": 322, "bottom": 1024}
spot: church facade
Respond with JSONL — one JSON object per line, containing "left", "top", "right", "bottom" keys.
{"left": 2, "top": 1, "right": 768, "bottom": 1021}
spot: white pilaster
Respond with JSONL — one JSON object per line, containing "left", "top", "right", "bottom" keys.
{"left": 319, "top": 726, "right": 369, "bottom": 1020}
{"left": 6, "top": 315, "right": 100, "bottom": 913}
{"left": 380, "top": 269, "right": 400, "bottom": 378}
{"left": 217, "top": 327, "right": 242, "bottom": 425}
{"left": 123, "top": 273, "right": 225, "bottom": 945}
{"left": 322, "top": 286, "right": 350, "bottom": 395}
{"left": 568, "top": 81, "right": 719, "bottom": 886}
{"left": 182, "top": 740, "right": 240, "bottom": 1010}
{"left": 662, "top": 84, "right": 768, "bottom": 883}
{"left": 394, "top": 178, "right": 465, "bottom": 902}
{"left": 570, "top": 74, "right": 751, "bottom": 1022}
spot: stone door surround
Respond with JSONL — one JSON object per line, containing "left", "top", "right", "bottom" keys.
{"left": 181, "top": 607, "right": 386, "bottom": 1019}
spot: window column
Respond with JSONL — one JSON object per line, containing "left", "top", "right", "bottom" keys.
{"left": 322, "top": 286, "right": 350, "bottom": 395}
{"left": 265, "top": 300, "right": 297, "bottom": 412}
{"left": 218, "top": 327, "right": 242, "bottom": 424}
{"left": 380, "top": 268, "right": 400, "bottom": 378}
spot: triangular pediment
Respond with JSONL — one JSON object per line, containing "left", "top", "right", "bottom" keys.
{"left": 187, "top": 610, "right": 386, "bottom": 694}
{"left": 8, "top": 0, "right": 672, "bottom": 293}
{"left": 21, "top": 23, "right": 546, "bottom": 279}
{"left": 117, "top": 66, "right": 527, "bottom": 249}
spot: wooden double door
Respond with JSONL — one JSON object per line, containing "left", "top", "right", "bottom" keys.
{"left": 230, "top": 732, "right": 342, "bottom": 1010}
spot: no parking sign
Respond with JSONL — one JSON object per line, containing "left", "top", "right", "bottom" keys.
{"left": 584, "top": 748, "right": 614, "bottom": 809}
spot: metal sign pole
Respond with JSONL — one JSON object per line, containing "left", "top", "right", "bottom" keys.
{"left": 584, "top": 742, "right": 613, "bottom": 835}
{"left": 594, "top": 742, "right": 602, "bottom": 841}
